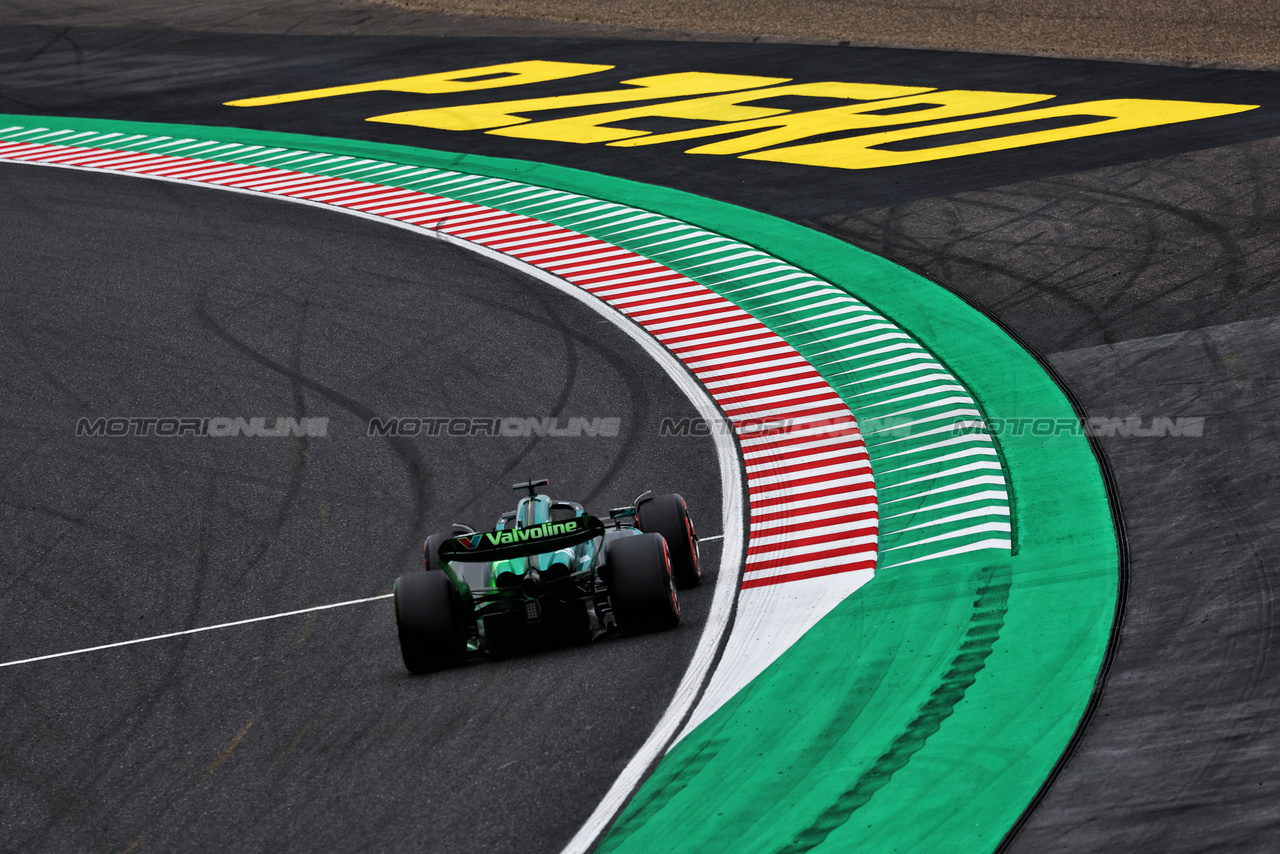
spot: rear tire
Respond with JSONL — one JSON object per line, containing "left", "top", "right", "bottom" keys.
{"left": 607, "top": 533, "right": 680, "bottom": 634}
{"left": 394, "top": 571, "right": 468, "bottom": 674}
{"left": 637, "top": 493, "right": 700, "bottom": 589}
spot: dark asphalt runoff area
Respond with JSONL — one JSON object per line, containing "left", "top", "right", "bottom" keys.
{"left": 0, "top": 163, "right": 723, "bottom": 852}
{"left": 2, "top": 9, "right": 1279, "bottom": 854}
{"left": 824, "top": 139, "right": 1280, "bottom": 851}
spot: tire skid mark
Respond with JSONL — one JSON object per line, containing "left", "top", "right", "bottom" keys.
{"left": 779, "top": 562, "right": 1012, "bottom": 853}
{"left": 0, "top": 123, "right": 1029, "bottom": 852}
{"left": 0, "top": 130, "right": 894, "bottom": 721}
{"left": 192, "top": 301, "right": 433, "bottom": 560}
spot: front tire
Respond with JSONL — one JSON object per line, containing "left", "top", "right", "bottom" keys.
{"left": 394, "top": 571, "right": 468, "bottom": 674}
{"left": 637, "top": 493, "right": 700, "bottom": 589}
{"left": 607, "top": 533, "right": 680, "bottom": 634}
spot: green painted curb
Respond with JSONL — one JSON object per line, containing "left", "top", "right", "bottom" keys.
{"left": 1, "top": 114, "right": 1118, "bottom": 853}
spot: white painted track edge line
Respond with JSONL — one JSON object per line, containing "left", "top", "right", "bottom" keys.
{"left": 0, "top": 594, "right": 394, "bottom": 669}
{"left": 440, "top": 234, "right": 746, "bottom": 854}
{"left": 0, "top": 155, "right": 750, "bottom": 854}
{"left": 2, "top": 153, "right": 744, "bottom": 854}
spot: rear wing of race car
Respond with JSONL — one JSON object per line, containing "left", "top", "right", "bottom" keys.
{"left": 437, "top": 515, "right": 605, "bottom": 564}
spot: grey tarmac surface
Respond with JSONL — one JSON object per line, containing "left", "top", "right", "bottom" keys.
{"left": 2, "top": 4, "right": 1280, "bottom": 853}
{"left": 0, "top": 162, "right": 724, "bottom": 853}
{"left": 821, "top": 139, "right": 1280, "bottom": 851}
{"left": 1029, "top": 317, "right": 1280, "bottom": 852}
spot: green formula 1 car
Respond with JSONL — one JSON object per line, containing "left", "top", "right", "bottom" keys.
{"left": 392, "top": 479, "right": 700, "bottom": 674}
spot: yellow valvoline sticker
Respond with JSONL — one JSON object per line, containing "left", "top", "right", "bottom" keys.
{"left": 226, "top": 62, "right": 1259, "bottom": 170}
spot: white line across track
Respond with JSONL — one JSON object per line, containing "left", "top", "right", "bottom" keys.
{"left": 0, "top": 595, "right": 393, "bottom": 669}
{"left": 0, "top": 532, "right": 730, "bottom": 671}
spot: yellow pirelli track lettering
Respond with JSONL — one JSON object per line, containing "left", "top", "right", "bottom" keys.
{"left": 747, "top": 98, "right": 1260, "bottom": 169}
{"left": 225, "top": 62, "right": 1261, "bottom": 171}
{"left": 224, "top": 60, "right": 612, "bottom": 107}
{"left": 609, "top": 89, "right": 1053, "bottom": 154}
{"left": 367, "top": 73, "right": 789, "bottom": 133}
{"left": 491, "top": 81, "right": 932, "bottom": 145}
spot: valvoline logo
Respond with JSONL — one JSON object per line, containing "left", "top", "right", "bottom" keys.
{"left": 457, "top": 533, "right": 485, "bottom": 550}
{"left": 484, "top": 519, "right": 579, "bottom": 546}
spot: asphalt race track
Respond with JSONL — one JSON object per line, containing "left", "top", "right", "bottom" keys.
{"left": 0, "top": 163, "right": 723, "bottom": 852}
{"left": 820, "top": 143, "right": 1280, "bottom": 851}
{"left": 2, "top": 6, "right": 1280, "bottom": 854}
